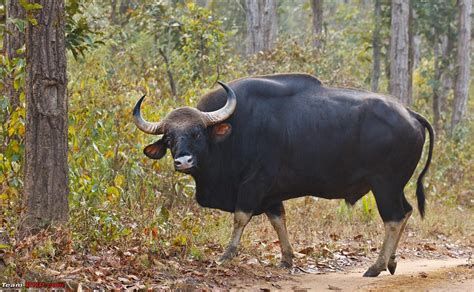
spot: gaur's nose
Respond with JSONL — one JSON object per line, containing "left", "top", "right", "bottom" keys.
{"left": 174, "top": 155, "right": 194, "bottom": 170}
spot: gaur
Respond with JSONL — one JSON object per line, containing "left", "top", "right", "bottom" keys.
{"left": 133, "top": 73, "right": 433, "bottom": 277}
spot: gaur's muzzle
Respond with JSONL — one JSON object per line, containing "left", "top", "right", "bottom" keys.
{"left": 174, "top": 155, "right": 194, "bottom": 171}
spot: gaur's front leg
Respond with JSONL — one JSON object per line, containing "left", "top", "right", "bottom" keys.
{"left": 216, "top": 210, "right": 252, "bottom": 264}
{"left": 266, "top": 202, "right": 294, "bottom": 268}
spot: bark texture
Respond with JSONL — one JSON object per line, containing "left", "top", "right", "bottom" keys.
{"left": 311, "top": 0, "right": 323, "bottom": 49}
{"left": 24, "top": 0, "right": 69, "bottom": 233}
{"left": 371, "top": 0, "right": 381, "bottom": 92}
{"left": 432, "top": 35, "right": 454, "bottom": 131}
{"left": 244, "top": 0, "right": 278, "bottom": 55}
{"left": 432, "top": 41, "right": 442, "bottom": 131}
{"left": 389, "top": 0, "right": 410, "bottom": 104}
{"left": 407, "top": 1, "right": 414, "bottom": 105}
{"left": 3, "top": 0, "right": 25, "bottom": 111}
{"left": 451, "top": 0, "right": 472, "bottom": 132}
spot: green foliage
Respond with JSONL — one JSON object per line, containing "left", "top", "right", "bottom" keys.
{"left": 0, "top": 52, "right": 26, "bottom": 233}
{"left": 19, "top": 0, "right": 42, "bottom": 25}
{"left": 413, "top": 0, "right": 457, "bottom": 45}
{"left": 130, "top": 1, "right": 229, "bottom": 97}
{"left": 66, "top": 0, "right": 104, "bottom": 60}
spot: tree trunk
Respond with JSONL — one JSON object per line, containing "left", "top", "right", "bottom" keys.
{"left": 384, "top": 41, "right": 391, "bottom": 92}
{"left": 119, "top": 0, "right": 130, "bottom": 15}
{"left": 3, "top": 0, "right": 25, "bottom": 111}
{"left": 110, "top": 0, "right": 117, "bottom": 24}
{"left": 407, "top": 0, "right": 414, "bottom": 105}
{"left": 432, "top": 41, "right": 442, "bottom": 131}
{"left": 371, "top": 0, "right": 381, "bottom": 92}
{"left": 389, "top": 0, "right": 410, "bottom": 104}
{"left": 23, "top": 0, "right": 69, "bottom": 234}
{"left": 439, "top": 35, "right": 454, "bottom": 112}
{"left": 451, "top": 0, "right": 471, "bottom": 133}
{"left": 244, "top": 0, "right": 278, "bottom": 55}
{"left": 412, "top": 34, "right": 421, "bottom": 69}
{"left": 159, "top": 48, "right": 177, "bottom": 98}
{"left": 311, "top": 0, "right": 323, "bottom": 49}
{"left": 432, "top": 33, "right": 456, "bottom": 132}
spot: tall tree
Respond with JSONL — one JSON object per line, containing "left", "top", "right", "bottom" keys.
{"left": 23, "top": 0, "right": 69, "bottom": 233}
{"left": 432, "top": 35, "right": 454, "bottom": 131}
{"left": 407, "top": 0, "right": 415, "bottom": 105}
{"left": 310, "top": 0, "right": 323, "bottom": 49}
{"left": 389, "top": 0, "right": 410, "bottom": 104}
{"left": 3, "top": 0, "right": 25, "bottom": 112}
{"left": 413, "top": 0, "right": 457, "bottom": 131}
{"left": 110, "top": 0, "right": 132, "bottom": 26}
{"left": 451, "top": 0, "right": 471, "bottom": 133}
{"left": 244, "top": 0, "right": 278, "bottom": 55}
{"left": 371, "top": 0, "right": 381, "bottom": 92}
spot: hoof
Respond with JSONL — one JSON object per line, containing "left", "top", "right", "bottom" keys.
{"left": 363, "top": 266, "right": 382, "bottom": 277}
{"left": 387, "top": 261, "right": 397, "bottom": 275}
{"left": 216, "top": 246, "right": 237, "bottom": 265}
{"left": 278, "top": 260, "right": 292, "bottom": 269}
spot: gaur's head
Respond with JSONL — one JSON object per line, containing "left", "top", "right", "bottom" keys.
{"left": 133, "top": 82, "right": 236, "bottom": 174}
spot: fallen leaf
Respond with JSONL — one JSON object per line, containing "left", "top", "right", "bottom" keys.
{"left": 246, "top": 258, "right": 259, "bottom": 265}
{"left": 322, "top": 247, "right": 332, "bottom": 257}
{"left": 423, "top": 244, "right": 437, "bottom": 251}
{"left": 353, "top": 234, "right": 363, "bottom": 240}
{"left": 294, "top": 252, "right": 306, "bottom": 258}
{"left": 330, "top": 233, "right": 340, "bottom": 241}
{"left": 298, "top": 247, "right": 314, "bottom": 255}
{"left": 95, "top": 270, "right": 104, "bottom": 277}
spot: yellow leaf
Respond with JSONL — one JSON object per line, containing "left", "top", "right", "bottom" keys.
{"left": 172, "top": 234, "right": 187, "bottom": 246}
{"left": 13, "top": 78, "right": 20, "bottom": 90}
{"left": 69, "top": 126, "right": 76, "bottom": 135}
{"left": 18, "top": 125, "right": 25, "bottom": 136}
{"left": 106, "top": 186, "right": 120, "bottom": 197}
{"left": 114, "top": 175, "right": 125, "bottom": 187}
{"left": 8, "top": 127, "right": 15, "bottom": 137}
{"left": 11, "top": 142, "right": 20, "bottom": 153}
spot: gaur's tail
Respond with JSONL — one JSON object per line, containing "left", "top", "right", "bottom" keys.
{"left": 409, "top": 110, "right": 434, "bottom": 219}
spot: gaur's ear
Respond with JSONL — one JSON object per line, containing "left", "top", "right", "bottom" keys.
{"left": 211, "top": 123, "right": 232, "bottom": 143}
{"left": 144, "top": 138, "right": 167, "bottom": 159}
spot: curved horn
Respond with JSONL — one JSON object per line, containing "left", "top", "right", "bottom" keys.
{"left": 133, "top": 95, "right": 164, "bottom": 135}
{"left": 202, "top": 81, "right": 237, "bottom": 126}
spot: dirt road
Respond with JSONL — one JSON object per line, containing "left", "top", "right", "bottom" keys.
{"left": 233, "top": 258, "right": 473, "bottom": 291}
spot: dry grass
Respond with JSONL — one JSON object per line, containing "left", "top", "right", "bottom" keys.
{"left": 237, "top": 196, "right": 473, "bottom": 262}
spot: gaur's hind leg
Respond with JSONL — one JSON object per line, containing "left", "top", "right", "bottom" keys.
{"left": 216, "top": 210, "right": 252, "bottom": 264}
{"left": 265, "top": 202, "right": 294, "bottom": 268}
{"left": 387, "top": 195, "right": 413, "bottom": 274}
{"left": 364, "top": 180, "right": 407, "bottom": 277}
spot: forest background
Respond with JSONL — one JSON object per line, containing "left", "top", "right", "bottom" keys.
{"left": 0, "top": 0, "right": 472, "bottom": 289}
